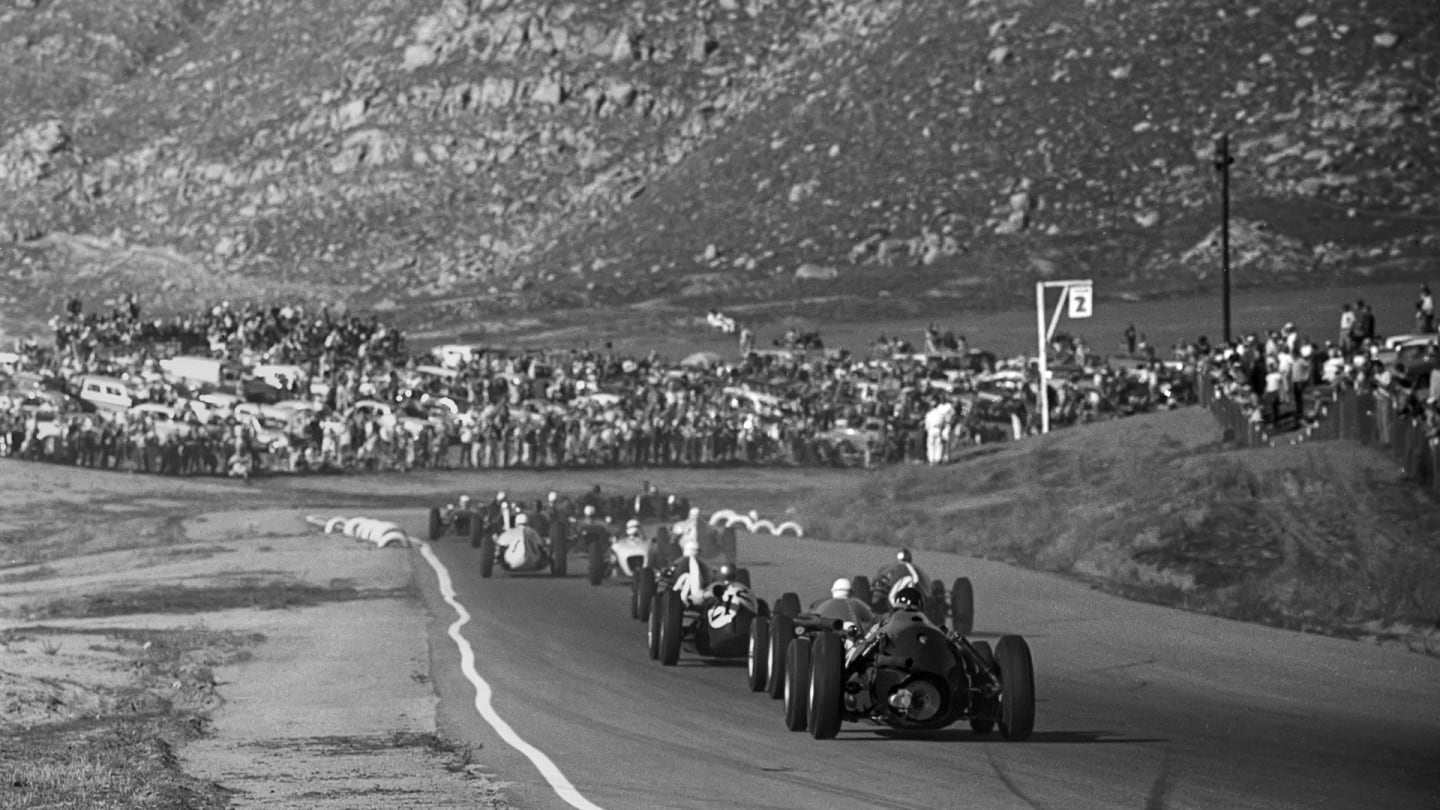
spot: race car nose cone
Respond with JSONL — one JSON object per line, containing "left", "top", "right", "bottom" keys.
{"left": 889, "top": 689, "right": 913, "bottom": 711}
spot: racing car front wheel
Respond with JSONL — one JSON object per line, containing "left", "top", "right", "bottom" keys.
{"left": 995, "top": 635, "right": 1035, "bottom": 741}
{"left": 951, "top": 577, "right": 975, "bottom": 636}
{"left": 427, "top": 508, "right": 442, "bottom": 541}
{"left": 469, "top": 518, "right": 483, "bottom": 549}
{"left": 658, "top": 590, "right": 684, "bottom": 666}
{"left": 766, "top": 613, "right": 795, "bottom": 699}
{"left": 646, "top": 596, "right": 663, "bottom": 660}
{"left": 808, "top": 631, "right": 844, "bottom": 740}
{"left": 782, "top": 637, "right": 812, "bottom": 731}
{"left": 850, "top": 575, "right": 871, "bottom": 608}
{"left": 774, "top": 592, "right": 801, "bottom": 619}
{"left": 747, "top": 616, "right": 770, "bottom": 692}
{"left": 636, "top": 567, "right": 657, "bottom": 622}
{"left": 479, "top": 533, "right": 495, "bottom": 579}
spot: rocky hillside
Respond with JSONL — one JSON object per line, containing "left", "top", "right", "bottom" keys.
{"left": 0, "top": 0, "right": 1436, "bottom": 334}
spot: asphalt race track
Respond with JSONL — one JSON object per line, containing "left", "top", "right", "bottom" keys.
{"left": 417, "top": 530, "right": 1440, "bottom": 810}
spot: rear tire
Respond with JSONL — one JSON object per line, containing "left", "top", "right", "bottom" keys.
{"left": 479, "top": 533, "right": 495, "bottom": 579}
{"left": 782, "top": 637, "right": 812, "bottom": 731}
{"left": 807, "top": 631, "right": 844, "bottom": 740}
{"left": 427, "top": 507, "right": 442, "bottom": 541}
{"left": 587, "top": 537, "right": 606, "bottom": 586}
{"left": 550, "top": 527, "right": 568, "bottom": 577}
{"left": 775, "top": 592, "right": 801, "bottom": 619}
{"left": 629, "top": 577, "right": 640, "bottom": 619}
{"left": 636, "top": 567, "right": 657, "bottom": 622}
{"left": 850, "top": 575, "right": 871, "bottom": 608}
{"left": 647, "top": 595, "right": 662, "bottom": 660}
{"left": 996, "top": 635, "right": 1036, "bottom": 741}
{"left": 766, "top": 613, "right": 794, "bottom": 699}
{"left": 951, "top": 577, "right": 975, "bottom": 636}
{"left": 747, "top": 616, "right": 770, "bottom": 692}
{"left": 469, "top": 517, "right": 483, "bottom": 549}
{"left": 968, "top": 640, "right": 997, "bottom": 735}
{"left": 659, "top": 590, "right": 684, "bottom": 666}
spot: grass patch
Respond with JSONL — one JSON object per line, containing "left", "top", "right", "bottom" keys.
{"left": 0, "top": 625, "right": 258, "bottom": 810}
{"left": 0, "top": 564, "right": 60, "bottom": 584}
{"left": 20, "top": 581, "right": 415, "bottom": 620}
{"left": 796, "top": 410, "right": 1440, "bottom": 648}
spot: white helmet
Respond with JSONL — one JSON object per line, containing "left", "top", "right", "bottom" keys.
{"left": 583, "top": 504, "right": 596, "bottom": 517}
{"left": 888, "top": 575, "right": 919, "bottom": 609}
{"left": 626, "top": 518, "right": 641, "bottom": 532}
{"left": 514, "top": 513, "right": 528, "bottom": 526}
{"left": 458, "top": 495, "right": 471, "bottom": 507}
{"left": 831, "top": 577, "right": 852, "bottom": 599}
{"left": 547, "top": 491, "right": 558, "bottom": 502}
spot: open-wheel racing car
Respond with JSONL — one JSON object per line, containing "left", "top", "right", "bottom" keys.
{"left": 647, "top": 554, "right": 764, "bottom": 667}
{"left": 631, "top": 510, "right": 739, "bottom": 623}
{"left": 479, "top": 514, "right": 568, "bottom": 578}
{"left": 859, "top": 549, "right": 975, "bottom": 635}
{"left": 776, "top": 582, "right": 1035, "bottom": 741}
{"left": 425, "top": 496, "right": 493, "bottom": 543}
{"left": 584, "top": 518, "right": 663, "bottom": 597}
{"left": 748, "top": 579, "right": 875, "bottom": 696}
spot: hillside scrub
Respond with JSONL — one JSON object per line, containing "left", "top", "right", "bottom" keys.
{"left": 798, "top": 409, "right": 1440, "bottom": 650}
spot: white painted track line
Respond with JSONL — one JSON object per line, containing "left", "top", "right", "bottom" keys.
{"left": 419, "top": 542, "right": 605, "bottom": 810}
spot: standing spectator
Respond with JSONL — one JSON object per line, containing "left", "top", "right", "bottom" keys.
{"left": 1418, "top": 284, "right": 1435, "bottom": 333}
{"left": 1338, "top": 303, "right": 1356, "bottom": 353}
{"left": 1357, "top": 299, "right": 1376, "bottom": 343}
{"left": 1123, "top": 323, "right": 1137, "bottom": 356}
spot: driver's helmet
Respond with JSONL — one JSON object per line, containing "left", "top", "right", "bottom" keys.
{"left": 896, "top": 548, "right": 913, "bottom": 563}
{"left": 831, "top": 577, "right": 852, "bottom": 598}
{"left": 889, "top": 576, "right": 925, "bottom": 611}
{"left": 583, "top": 504, "right": 596, "bottom": 517}
{"left": 625, "top": 518, "right": 641, "bottom": 535}
{"left": 458, "top": 495, "right": 471, "bottom": 508}
{"left": 715, "top": 581, "right": 757, "bottom": 614}
{"left": 514, "top": 513, "right": 529, "bottom": 527}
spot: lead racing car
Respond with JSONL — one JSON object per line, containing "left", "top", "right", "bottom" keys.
{"left": 479, "top": 513, "right": 568, "bottom": 578}
{"left": 860, "top": 549, "right": 975, "bottom": 635}
{"left": 778, "top": 582, "right": 1035, "bottom": 741}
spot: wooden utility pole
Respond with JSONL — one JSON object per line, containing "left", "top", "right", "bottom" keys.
{"left": 1214, "top": 133, "right": 1234, "bottom": 344}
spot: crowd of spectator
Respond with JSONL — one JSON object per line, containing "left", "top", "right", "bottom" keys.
{"left": 0, "top": 296, "right": 1206, "bottom": 479}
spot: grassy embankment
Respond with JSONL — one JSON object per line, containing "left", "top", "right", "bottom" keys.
{"left": 798, "top": 409, "right": 1440, "bottom": 649}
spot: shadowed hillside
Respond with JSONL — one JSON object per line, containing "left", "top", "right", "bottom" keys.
{"left": 0, "top": 0, "right": 1435, "bottom": 332}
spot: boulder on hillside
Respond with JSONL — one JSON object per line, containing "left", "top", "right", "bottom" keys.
{"left": 795, "top": 263, "right": 839, "bottom": 280}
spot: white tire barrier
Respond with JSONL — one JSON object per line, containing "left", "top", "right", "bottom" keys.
{"left": 707, "top": 509, "right": 803, "bottom": 538}
{"left": 306, "top": 514, "right": 411, "bottom": 549}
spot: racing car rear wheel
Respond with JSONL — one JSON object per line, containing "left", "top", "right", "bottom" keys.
{"left": 747, "top": 616, "right": 770, "bottom": 692}
{"left": 968, "top": 640, "right": 997, "bottom": 735}
{"left": 469, "top": 518, "right": 483, "bottom": 549}
{"left": 995, "top": 635, "right": 1036, "bottom": 741}
{"left": 658, "top": 590, "right": 684, "bottom": 666}
{"left": 782, "top": 637, "right": 812, "bottom": 731}
{"left": 629, "top": 578, "right": 640, "bottom": 619}
{"left": 807, "top": 631, "right": 844, "bottom": 740}
{"left": 479, "top": 533, "right": 495, "bottom": 579}
{"left": 636, "top": 567, "right": 657, "bottom": 622}
{"left": 775, "top": 592, "right": 801, "bottom": 619}
{"left": 850, "top": 575, "right": 871, "bottom": 608}
{"left": 951, "top": 577, "right": 975, "bottom": 636}
{"left": 587, "top": 537, "right": 606, "bottom": 586}
{"left": 766, "top": 613, "right": 794, "bottom": 699}
{"left": 427, "top": 508, "right": 442, "bottom": 541}
{"left": 647, "top": 596, "right": 663, "bottom": 660}
{"left": 550, "top": 528, "right": 568, "bottom": 577}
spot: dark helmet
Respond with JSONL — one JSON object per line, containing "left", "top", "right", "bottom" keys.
{"left": 718, "top": 564, "right": 736, "bottom": 581}
{"left": 896, "top": 548, "right": 913, "bottom": 563}
{"left": 890, "top": 582, "right": 925, "bottom": 612}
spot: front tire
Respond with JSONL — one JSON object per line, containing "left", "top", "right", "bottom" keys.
{"left": 807, "top": 631, "right": 844, "bottom": 740}
{"left": 766, "top": 613, "right": 794, "bottom": 699}
{"left": 774, "top": 592, "right": 801, "bottom": 619}
{"left": 427, "top": 507, "right": 442, "bottom": 541}
{"left": 850, "top": 575, "right": 871, "bottom": 608}
{"left": 782, "top": 637, "right": 812, "bottom": 731}
{"left": 659, "top": 590, "right": 684, "bottom": 666}
{"left": 479, "top": 533, "right": 495, "bottom": 579}
{"left": 995, "top": 635, "right": 1036, "bottom": 741}
{"left": 951, "top": 577, "right": 975, "bottom": 636}
{"left": 469, "top": 517, "right": 483, "bottom": 549}
{"left": 747, "top": 616, "right": 770, "bottom": 692}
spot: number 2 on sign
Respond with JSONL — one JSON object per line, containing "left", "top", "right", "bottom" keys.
{"left": 1067, "top": 285, "right": 1093, "bottom": 319}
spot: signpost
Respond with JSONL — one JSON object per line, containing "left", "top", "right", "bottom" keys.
{"left": 1035, "top": 280, "right": 1094, "bottom": 434}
